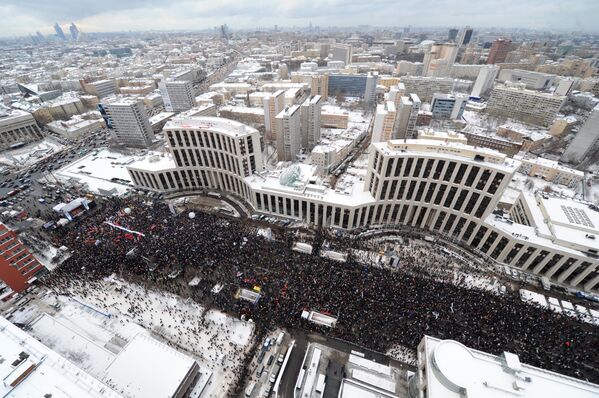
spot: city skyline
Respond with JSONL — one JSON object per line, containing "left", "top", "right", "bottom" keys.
{"left": 2, "top": 0, "right": 599, "bottom": 38}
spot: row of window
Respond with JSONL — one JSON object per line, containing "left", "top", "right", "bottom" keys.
{"left": 131, "top": 168, "right": 251, "bottom": 201}
{"left": 167, "top": 129, "right": 251, "bottom": 157}
{"left": 371, "top": 154, "right": 505, "bottom": 197}
{"left": 254, "top": 190, "right": 598, "bottom": 291}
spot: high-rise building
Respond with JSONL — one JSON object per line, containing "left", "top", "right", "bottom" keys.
{"left": 372, "top": 101, "right": 397, "bottom": 143}
{"left": 300, "top": 95, "right": 322, "bottom": 149}
{"left": 456, "top": 26, "right": 473, "bottom": 46}
{"left": 69, "top": 22, "right": 80, "bottom": 40}
{"left": 0, "top": 105, "right": 44, "bottom": 150}
{"left": 99, "top": 97, "right": 155, "bottom": 148}
{"left": 486, "top": 84, "right": 566, "bottom": 126}
{"left": 487, "top": 39, "right": 512, "bottom": 64}
{"left": 408, "top": 335, "right": 599, "bottom": 398}
{"left": 561, "top": 105, "right": 599, "bottom": 164}
{"left": 0, "top": 223, "right": 45, "bottom": 297}
{"left": 431, "top": 93, "right": 468, "bottom": 120}
{"left": 394, "top": 94, "right": 421, "bottom": 139}
{"left": 275, "top": 105, "right": 301, "bottom": 161}
{"left": 471, "top": 65, "right": 499, "bottom": 98}
{"left": 54, "top": 23, "right": 66, "bottom": 41}
{"left": 330, "top": 44, "right": 353, "bottom": 65}
{"left": 35, "top": 31, "right": 45, "bottom": 42}
{"left": 364, "top": 72, "right": 379, "bottom": 105}
{"left": 263, "top": 90, "right": 286, "bottom": 141}
{"left": 159, "top": 80, "right": 196, "bottom": 112}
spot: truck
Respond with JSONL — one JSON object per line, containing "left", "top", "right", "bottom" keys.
{"left": 277, "top": 347, "right": 287, "bottom": 364}
{"left": 245, "top": 382, "right": 256, "bottom": 397}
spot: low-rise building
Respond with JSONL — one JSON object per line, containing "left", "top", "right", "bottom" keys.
{"left": 0, "top": 106, "right": 44, "bottom": 150}
{"left": 408, "top": 335, "right": 599, "bottom": 398}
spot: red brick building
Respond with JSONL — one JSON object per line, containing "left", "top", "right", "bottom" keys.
{"left": 0, "top": 223, "right": 45, "bottom": 299}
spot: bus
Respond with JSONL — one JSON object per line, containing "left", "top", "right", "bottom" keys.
{"left": 295, "top": 368, "right": 306, "bottom": 390}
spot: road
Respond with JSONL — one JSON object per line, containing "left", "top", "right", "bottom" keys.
{"left": 0, "top": 128, "right": 110, "bottom": 218}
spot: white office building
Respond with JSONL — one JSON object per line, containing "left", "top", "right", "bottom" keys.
{"left": 561, "top": 105, "right": 599, "bottom": 164}
{"left": 159, "top": 80, "right": 197, "bottom": 112}
{"left": 263, "top": 90, "right": 286, "bottom": 141}
{"left": 394, "top": 94, "right": 421, "bottom": 139}
{"left": 409, "top": 335, "right": 599, "bottom": 398}
{"left": 300, "top": 95, "right": 322, "bottom": 150}
{"left": 471, "top": 65, "right": 499, "bottom": 98}
{"left": 372, "top": 101, "right": 396, "bottom": 143}
{"left": 100, "top": 97, "right": 155, "bottom": 148}
{"left": 276, "top": 105, "right": 302, "bottom": 161}
{"left": 331, "top": 44, "right": 353, "bottom": 65}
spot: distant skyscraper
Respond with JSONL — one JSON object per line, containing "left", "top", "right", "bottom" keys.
{"left": 69, "top": 22, "right": 80, "bottom": 40}
{"left": 35, "top": 31, "right": 45, "bottom": 42}
{"left": 54, "top": 23, "right": 66, "bottom": 41}
{"left": 457, "top": 26, "right": 474, "bottom": 46}
{"left": 487, "top": 39, "right": 512, "bottom": 64}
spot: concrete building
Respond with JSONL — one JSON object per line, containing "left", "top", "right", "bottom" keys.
{"left": 372, "top": 101, "right": 397, "bottom": 143}
{"left": 0, "top": 106, "right": 44, "bottom": 150}
{"left": 159, "top": 80, "right": 197, "bottom": 112}
{"left": 263, "top": 90, "right": 286, "bottom": 141}
{"left": 394, "top": 94, "right": 421, "bottom": 139}
{"left": 0, "top": 317, "right": 123, "bottom": 397}
{"left": 275, "top": 105, "right": 302, "bottom": 161}
{"left": 400, "top": 76, "right": 455, "bottom": 102}
{"left": 127, "top": 117, "right": 263, "bottom": 196}
{"left": 86, "top": 79, "right": 116, "bottom": 98}
{"left": 47, "top": 117, "right": 105, "bottom": 139}
{"left": 409, "top": 335, "right": 599, "bottom": 398}
{"left": 497, "top": 69, "right": 557, "bottom": 90}
{"left": 515, "top": 154, "right": 584, "bottom": 187}
{"left": 561, "top": 105, "right": 599, "bottom": 164}
{"left": 328, "top": 74, "right": 372, "bottom": 99}
{"left": 486, "top": 84, "right": 566, "bottom": 126}
{"left": 364, "top": 73, "right": 379, "bottom": 105}
{"left": 99, "top": 97, "right": 155, "bottom": 148}
{"left": 487, "top": 39, "right": 512, "bottom": 64}
{"left": 423, "top": 43, "right": 459, "bottom": 77}
{"left": 300, "top": 95, "right": 322, "bottom": 150}
{"left": 471, "top": 65, "right": 499, "bottom": 98}
{"left": 396, "top": 61, "right": 424, "bottom": 76}
{"left": 330, "top": 44, "right": 353, "bottom": 65}
{"left": 431, "top": 93, "right": 468, "bottom": 120}
{"left": 462, "top": 130, "right": 523, "bottom": 156}
{"left": 0, "top": 223, "right": 45, "bottom": 298}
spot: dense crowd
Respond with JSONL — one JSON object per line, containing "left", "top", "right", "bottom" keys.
{"left": 44, "top": 198, "right": 599, "bottom": 383}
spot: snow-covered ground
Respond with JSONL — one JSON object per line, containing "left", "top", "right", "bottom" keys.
{"left": 16, "top": 277, "right": 255, "bottom": 398}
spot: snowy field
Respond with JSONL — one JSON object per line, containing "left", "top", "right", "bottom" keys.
{"left": 18, "top": 277, "right": 255, "bottom": 398}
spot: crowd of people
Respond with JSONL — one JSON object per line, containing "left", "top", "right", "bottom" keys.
{"left": 44, "top": 198, "right": 599, "bottom": 384}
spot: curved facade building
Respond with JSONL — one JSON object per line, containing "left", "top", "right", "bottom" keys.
{"left": 127, "top": 118, "right": 599, "bottom": 293}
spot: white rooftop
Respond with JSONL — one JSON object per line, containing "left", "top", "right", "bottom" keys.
{"left": 104, "top": 334, "right": 197, "bottom": 398}
{"left": 422, "top": 336, "right": 599, "bottom": 398}
{"left": 165, "top": 116, "right": 258, "bottom": 137}
{"left": 0, "top": 316, "right": 122, "bottom": 398}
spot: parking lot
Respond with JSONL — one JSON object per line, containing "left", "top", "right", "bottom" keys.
{"left": 0, "top": 129, "right": 110, "bottom": 217}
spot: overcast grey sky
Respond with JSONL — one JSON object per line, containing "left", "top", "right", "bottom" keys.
{"left": 1, "top": 0, "right": 598, "bottom": 38}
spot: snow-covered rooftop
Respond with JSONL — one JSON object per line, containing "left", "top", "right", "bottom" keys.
{"left": 105, "top": 334, "right": 197, "bottom": 398}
